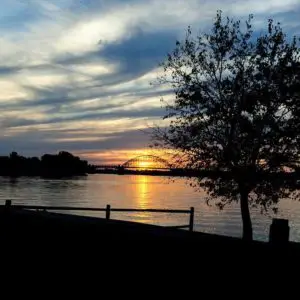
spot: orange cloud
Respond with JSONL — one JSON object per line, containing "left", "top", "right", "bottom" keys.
{"left": 75, "top": 148, "right": 171, "bottom": 165}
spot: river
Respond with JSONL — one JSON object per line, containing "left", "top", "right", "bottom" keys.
{"left": 1, "top": 174, "right": 300, "bottom": 242}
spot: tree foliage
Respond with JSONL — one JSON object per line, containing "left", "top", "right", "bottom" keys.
{"left": 0, "top": 151, "right": 89, "bottom": 177}
{"left": 153, "top": 11, "right": 300, "bottom": 239}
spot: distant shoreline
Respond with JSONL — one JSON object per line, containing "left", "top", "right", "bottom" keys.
{"left": 91, "top": 168, "right": 210, "bottom": 177}
{"left": 0, "top": 151, "right": 91, "bottom": 178}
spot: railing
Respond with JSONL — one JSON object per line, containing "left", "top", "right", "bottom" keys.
{"left": 3, "top": 200, "right": 195, "bottom": 232}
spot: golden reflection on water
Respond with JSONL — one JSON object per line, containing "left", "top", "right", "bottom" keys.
{"left": 132, "top": 175, "right": 190, "bottom": 226}
{"left": 132, "top": 175, "right": 154, "bottom": 224}
{"left": 135, "top": 175, "right": 149, "bottom": 209}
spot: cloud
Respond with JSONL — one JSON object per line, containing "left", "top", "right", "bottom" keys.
{"left": 0, "top": 0, "right": 299, "bottom": 163}
{"left": 0, "top": 125, "right": 152, "bottom": 162}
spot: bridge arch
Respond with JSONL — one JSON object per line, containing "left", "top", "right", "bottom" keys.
{"left": 122, "top": 155, "right": 170, "bottom": 169}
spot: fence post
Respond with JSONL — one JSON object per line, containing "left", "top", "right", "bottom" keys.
{"left": 189, "top": 207, "right": 194, "bottom": 232}
{"left": 106, "top": 204, "right": 111, "bottom": 220}
{"left": 5, "top": 200, "right": 12, "bottom": 208}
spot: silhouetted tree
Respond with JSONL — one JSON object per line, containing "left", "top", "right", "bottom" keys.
{"left": 41, "top": 151, "right": 88, "bottom": 177}
{"left": 153, "top": 11, "right": 300, "bottom": 240}
{"left": 0, "top": 151, "right": 88, "bottom": 177}
{"left": 9, "top": 152, "right": 22, "bottom": 176}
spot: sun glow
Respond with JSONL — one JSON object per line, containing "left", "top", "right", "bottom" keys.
{"left": 137, "top": 161, "right": 153, "bottom": 169}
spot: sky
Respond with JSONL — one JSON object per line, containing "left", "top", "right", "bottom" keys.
{"left": 0, "top": 0, "right": 299, "bottom": 164}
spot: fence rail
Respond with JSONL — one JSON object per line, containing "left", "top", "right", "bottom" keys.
{"left": 3, "top": 200, "right": 194, "bottom": 232}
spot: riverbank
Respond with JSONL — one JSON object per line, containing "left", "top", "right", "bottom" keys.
{"left": 2, "top": 207, "right": 299, "bottom": 259}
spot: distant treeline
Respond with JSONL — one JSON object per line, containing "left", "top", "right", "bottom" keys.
{"left": 0, "top": 151, "right": 91, "bottom": 177}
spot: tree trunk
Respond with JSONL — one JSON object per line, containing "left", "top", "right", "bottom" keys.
{"left": 240, "top": 188, "right": 253, "bottom": 241}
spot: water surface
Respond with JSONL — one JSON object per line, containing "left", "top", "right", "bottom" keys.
{"left": 1, "top": 174, "right": 300, "bottom": 241}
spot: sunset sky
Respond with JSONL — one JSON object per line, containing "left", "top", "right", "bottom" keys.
{"left": 0, "top": 0, "right": 299, "bottom": 164}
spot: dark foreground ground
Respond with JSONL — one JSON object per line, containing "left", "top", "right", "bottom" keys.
{"left": 1, "top": 207, "right": 299, "bottom": 292}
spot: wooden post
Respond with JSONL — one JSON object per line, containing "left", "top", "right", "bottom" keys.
{"left": 106, "top": 204, "right": 111, "bottom": 220}
{"left": 269, "top": 218, "right": 289, "bottom": 244}
{"left": 5, "top": 200, "right": 12, "bottom": 208}
{"left": 189, "top": 207, "right": 194, "bottom": 232}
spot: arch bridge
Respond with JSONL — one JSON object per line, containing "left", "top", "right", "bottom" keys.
{"left": 95, "top": 155, "right": 171, "bottom": 170}
{"left": 122, "top": 155, "right": 170, "bottom": 170}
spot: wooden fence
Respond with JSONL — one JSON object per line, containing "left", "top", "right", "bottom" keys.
{"left": 3, "top": 200, "right": 195, "bottom": 232}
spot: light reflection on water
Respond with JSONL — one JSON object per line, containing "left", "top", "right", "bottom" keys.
{"left": 1, "top": 174, "right": 300, "bottom": 242}
{"left": 136, "top": 175, "right": 149, "bottom": 209}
